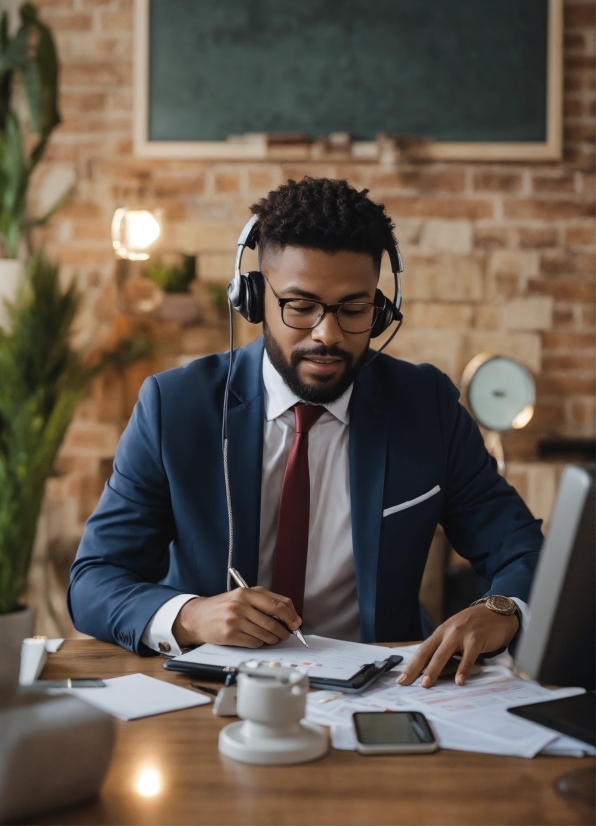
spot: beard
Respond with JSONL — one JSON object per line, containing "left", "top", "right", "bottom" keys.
{"left": 263, "top": 322, "right": 369, "bottom": 404}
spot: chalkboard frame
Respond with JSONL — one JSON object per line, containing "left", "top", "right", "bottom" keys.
{"left": 133, "top": 0, "right": 562, "bottom": 162}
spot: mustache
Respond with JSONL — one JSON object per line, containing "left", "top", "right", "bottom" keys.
{"left": 291, "top": 344, "right": 353, "bottom": 367}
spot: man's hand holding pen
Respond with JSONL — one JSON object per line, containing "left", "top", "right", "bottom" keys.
{"left": 172, "top": 586, "right": 303, "bottom": 649}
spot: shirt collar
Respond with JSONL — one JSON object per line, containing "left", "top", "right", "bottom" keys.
{"left": 262, "top": 350, "right": 352, "bottom": 425}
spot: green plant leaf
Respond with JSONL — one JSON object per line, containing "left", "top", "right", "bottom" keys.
{"left": 0, "top": 252, "right": 153, "bottom": 613}
{"left": 143, "top": 254, "right": 196, "bottom": 293}
{"left": 18, "top": 4, "right": 60, "bottom": 143}
{"left": 0, "top": 4, "right": 61, "bottom": 256}
{"left": 0, "top": 112, "right": 28, "bottom": 257}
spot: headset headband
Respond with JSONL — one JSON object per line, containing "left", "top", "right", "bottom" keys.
{"left": 230, "top": 215, "right": 259, "bottom": 306}
{"left": 232, "top": 214, "right": 403, "bottom": 313}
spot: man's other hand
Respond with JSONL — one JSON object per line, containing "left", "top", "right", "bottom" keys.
{"left": 396, "top": 605, "right": 519, "bottom": 688}
{"left": 172, "top": 587, "right": 302, "bottom": 648}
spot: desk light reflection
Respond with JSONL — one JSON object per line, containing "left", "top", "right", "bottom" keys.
{"left": 136, "top": 768, "right": 162, "bottom": 797}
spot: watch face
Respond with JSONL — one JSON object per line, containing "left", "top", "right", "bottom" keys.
{"left": 486, "top": 595, "right": 516, "bottom": 615}
{"left": 467, "top": 356, "right": 535, "bottom": 432}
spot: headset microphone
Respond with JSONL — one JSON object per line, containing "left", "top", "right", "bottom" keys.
{"left": 223, "top": 215, "right": 405, "bottom": 586}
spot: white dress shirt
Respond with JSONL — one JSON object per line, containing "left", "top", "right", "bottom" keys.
{"left": 257, "top": 351, "right": 358, "bottom": 640}
{"left": 142, "top": 352, "right": 527, "bottom": 655}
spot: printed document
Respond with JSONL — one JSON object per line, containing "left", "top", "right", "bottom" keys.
{"left": 173, "top": 635, "right": 398, "bottom": 681}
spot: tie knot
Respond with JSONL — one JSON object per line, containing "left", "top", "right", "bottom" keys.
{"left": 293, "top": 403, "right": 325, "bottom": 434}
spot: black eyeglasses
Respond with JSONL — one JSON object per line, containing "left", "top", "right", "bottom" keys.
{"left": 264, "top": 276, "right": 380, "bottom": 334}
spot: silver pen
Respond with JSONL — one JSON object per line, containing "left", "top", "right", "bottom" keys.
{"left": 228, "top": 567, "right": 309, "bottom": 648}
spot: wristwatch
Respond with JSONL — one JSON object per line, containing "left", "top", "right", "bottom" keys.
{"left": 471, "top": 595, "right": 519, "bottom": 618}
{"left": 470, "top": 596, "right": 522, "bottom": 658}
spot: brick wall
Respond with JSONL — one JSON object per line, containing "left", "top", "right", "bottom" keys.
{"left": 19, "top": 0, "right": 594, "bottom": 633}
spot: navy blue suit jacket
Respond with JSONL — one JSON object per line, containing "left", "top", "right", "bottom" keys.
{"left": 68, "top": 338, "right": 543, "bottom": 654}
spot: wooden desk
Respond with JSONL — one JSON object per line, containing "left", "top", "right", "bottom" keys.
{"left": 34, "top": 640, "right": 593, "bottom": 826}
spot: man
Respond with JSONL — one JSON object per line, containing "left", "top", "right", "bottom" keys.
{"left": 69, "top": 177, "right": 542, "bottom": 688}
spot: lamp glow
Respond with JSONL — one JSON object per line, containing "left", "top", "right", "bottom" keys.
{"left": 112, "top": 208, "right": 162, "bottom": 261}
{"left": 136, "top": 768, "right": 162, "bottom": 797}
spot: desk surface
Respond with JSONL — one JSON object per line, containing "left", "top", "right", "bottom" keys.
{"left": 34, "top": 640, "right": 593, "bottom": 826}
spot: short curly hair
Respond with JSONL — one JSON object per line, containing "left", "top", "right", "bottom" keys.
{"left": 249, "top": 177, "right": 396, "bottom": 270}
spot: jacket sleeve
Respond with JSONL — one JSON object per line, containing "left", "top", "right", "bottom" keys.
{"left": 436, "top": 371, "right": 543, "bottom": 602}
{"left": 67, "top": 376, "right": 186, "bottom": 655}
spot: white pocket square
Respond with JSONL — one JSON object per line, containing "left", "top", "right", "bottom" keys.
{"left": 383, "top": 485, "right": 441, "bottom": 517}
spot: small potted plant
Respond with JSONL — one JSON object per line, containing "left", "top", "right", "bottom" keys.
{"left": 144, "top": 253, "right": 204, "bottom": 324}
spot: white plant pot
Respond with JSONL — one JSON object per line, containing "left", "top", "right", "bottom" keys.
{"left": 0, "top": 259, "right": 23, "bottom": 332}
{"left": 0, "top": 606, "right": 35, "bottom": 694}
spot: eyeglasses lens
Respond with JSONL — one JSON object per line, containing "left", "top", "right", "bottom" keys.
{"left": 282, "top": 301, "right": 377, "bottom": 333}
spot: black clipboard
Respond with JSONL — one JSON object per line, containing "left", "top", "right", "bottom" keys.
{"left": 163, "top": 653, "right": 403, "bottom": 694}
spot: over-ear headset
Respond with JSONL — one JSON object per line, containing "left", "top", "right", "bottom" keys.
{"left": 222, "top": 214, "right": 405, "bottom": 590}
{"left": 228, "top": 214, "right": 404, "bottom": 340}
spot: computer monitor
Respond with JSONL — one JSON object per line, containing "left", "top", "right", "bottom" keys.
{"left": 515, "top": 463, "right": 595, "bottom": 689}
{"left": 512, "top": 464, "right": 595, "bottom": 745}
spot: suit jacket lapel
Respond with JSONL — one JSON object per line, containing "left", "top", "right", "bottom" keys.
{"left": 225, "top": 338, "right": 265, "bottom": 586}
{"left": 349, "top": 362, "right": 388, "bottom": 642}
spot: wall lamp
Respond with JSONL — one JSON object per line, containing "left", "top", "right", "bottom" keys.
{"left": 111, "top": 208, "right": 163, "bottom": 261}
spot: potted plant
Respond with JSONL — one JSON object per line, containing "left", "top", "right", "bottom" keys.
{"left": 0, "top": 4, "right": 66, "bottom": 329}
{"left": 144, "top": 254, "right": 204, "bottom": 324}
{"left": 0, "top": 253, "right": 151, "bottom": 690}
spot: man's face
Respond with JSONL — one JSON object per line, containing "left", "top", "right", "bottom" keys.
{"left": 261, "top": 246, "right": 379, "bottom": 404}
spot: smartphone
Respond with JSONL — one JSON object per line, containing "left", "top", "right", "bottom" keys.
{"left": 353, "top": 711, "right": 437, "bottom": 755}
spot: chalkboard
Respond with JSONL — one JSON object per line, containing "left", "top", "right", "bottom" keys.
{"left": 134, "top": 0, "right": 562, "bottom": 160}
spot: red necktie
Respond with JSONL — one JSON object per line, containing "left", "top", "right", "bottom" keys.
{"left": 271, "top": 403, "right": 325, "bottom": 617}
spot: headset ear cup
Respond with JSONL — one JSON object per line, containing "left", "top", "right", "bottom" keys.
{"left": 243, "top": 271, "right": 265, "bottom": 324}
{"left": 370, "top": 289, "right": 394, "bottom": 338}
{"left": 228, "top": 276, "right": 246, "bottom": 316}
{"left": 227, "top": 271, "right": 264, "bottom": 323}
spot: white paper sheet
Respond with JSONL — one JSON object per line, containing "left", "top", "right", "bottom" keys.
{"left": 329, "top": 717, "right": 556, "bottom": 757}
{"left": 334, "top": 716, "right": 546, "bottom": 756}
{"left": 373, "top": 668, "right": 584, "bottom": 717}
{"left": 306, "top": 650, "right": 588, "bottom": 759}
{"left": 45, "top": 638, "right": 64, "bottom": 653}
{"left": 541, "top": 734, "right": 596, "bottom": 757}
{"left": 174, "top": 635, "right": 398, "bottom": 681}
{"left": 430, "top": 711, "right": 556, "bottom": 757}
{"left": 71, "top": 673, "right": 210, "bottom": 720}
{"left": 330, "top": 718, "right": 596, "bottom": 758}
{"left": 330, "top": 724, "right": 359, "bottom": 750}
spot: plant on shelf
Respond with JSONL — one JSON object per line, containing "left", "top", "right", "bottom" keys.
{"left": 206, "top": 282, "right": 229, "bottom": 316}
{"left": 0, "top": 253, "right": 152, "bottom": 678}
{"left": 143, "top": 254, "right": 196, "bottom": 294}
{"left": 0, "top": 3, "right": 64, "bottom": 259}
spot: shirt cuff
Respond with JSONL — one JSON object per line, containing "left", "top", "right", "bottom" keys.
{"left": 140, "top": 593, "right": 199, "bottom": 656}
{"left": 510, "top": 598, "right": 529, "bottom": 633}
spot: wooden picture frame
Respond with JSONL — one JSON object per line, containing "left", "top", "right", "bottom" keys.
{"left": 133, "top": 0, "right": 563, "bottom": 163}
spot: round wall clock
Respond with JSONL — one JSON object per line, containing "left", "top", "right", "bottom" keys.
{"left": 462, "top": 354, "right": 536, "bottom": 433}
